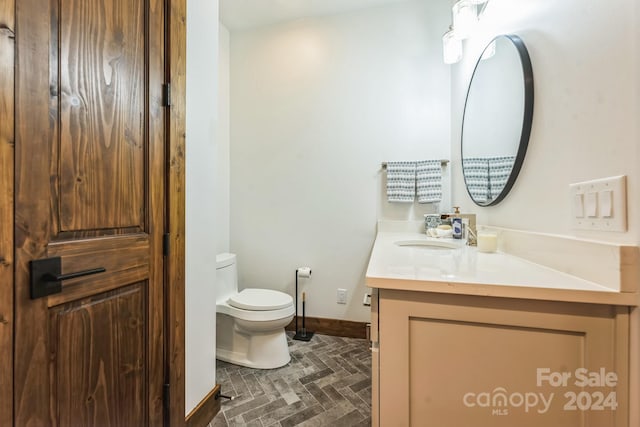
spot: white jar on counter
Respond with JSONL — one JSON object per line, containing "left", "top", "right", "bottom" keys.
{"left": 477, "top": 231, "right": 498, "bottom": 253}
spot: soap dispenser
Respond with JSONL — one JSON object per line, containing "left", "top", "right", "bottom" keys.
{"left": 452, "top": 206, "right": 462, "bottom": 239}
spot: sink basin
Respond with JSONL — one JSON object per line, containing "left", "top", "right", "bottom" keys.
{"left": 394, "top": 239, "right": 460, "bottom": 250}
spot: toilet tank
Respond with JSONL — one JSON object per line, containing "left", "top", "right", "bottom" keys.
{"left": 216, "top": 253, "right": 238, "bottom": 304}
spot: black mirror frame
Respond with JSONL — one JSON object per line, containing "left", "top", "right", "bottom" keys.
{"left": 461, "top": 34, "right": 534, "bottom": 207}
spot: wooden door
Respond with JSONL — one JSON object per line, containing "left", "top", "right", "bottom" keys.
{"left": 14, "top": 0, "right": 167, "bottom": 425}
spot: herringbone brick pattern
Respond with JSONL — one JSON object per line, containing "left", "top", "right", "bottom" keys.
{"left": 209, "top": 332, "right": 372, "bottom": 426}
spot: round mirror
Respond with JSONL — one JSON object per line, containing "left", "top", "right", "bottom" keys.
{"left": 461, "top": 34, "right": 534, "bottom": 206}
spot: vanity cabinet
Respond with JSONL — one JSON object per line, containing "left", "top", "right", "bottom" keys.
{"left": 371, "top": 289, "right": 630, "bottom": 427}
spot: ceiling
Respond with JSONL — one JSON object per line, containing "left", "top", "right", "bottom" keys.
{"left": 220, "top": 0, "right": 415, "bottom": 31}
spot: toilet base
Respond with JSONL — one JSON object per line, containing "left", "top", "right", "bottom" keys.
{"left": 216, "top": 313, "right": 292, "bottom": 369}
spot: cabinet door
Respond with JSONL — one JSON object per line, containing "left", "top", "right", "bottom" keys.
{"left": 378, "top": 290, "right": 629, "bottom": 427}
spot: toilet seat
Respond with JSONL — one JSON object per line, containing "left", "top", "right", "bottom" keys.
{"left": 217, "top": 288, "right": 294, "bottom": 322}
{"left": 228, "top": 288, "right": 293, "bottom": 311}
{"left": 216, "top": 301, "right": 295, "bottom": 322}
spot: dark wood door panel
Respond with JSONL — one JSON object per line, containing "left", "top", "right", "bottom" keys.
{"left": 56, "top": 0, "right": 146, "bottom": 232}
{"left": 50, "top": 283, "right": 146, "bottom": 426}
{"left": 47, "top": 234, "right": 150, "bottom": 306}
{"left": 14, "top": 0, "right": 167, "bottom": 424}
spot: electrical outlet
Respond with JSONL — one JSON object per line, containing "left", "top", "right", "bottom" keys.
{"left": 363, "top": 293, "right": 371, "bottom": 307}
{"left": 337, "top": 288, "right": 347, "bottom": 304}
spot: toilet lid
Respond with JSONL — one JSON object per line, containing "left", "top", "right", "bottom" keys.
{"left": 228, "top": 288, "right": 293, "bottom": 311}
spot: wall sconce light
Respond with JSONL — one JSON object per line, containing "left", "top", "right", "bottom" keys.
{"left": 443, "top": 28, "right": 462, "bottom": 64}
{"left": 443, "top": 0, "right": 490, "bottom": 64}
{"left": 452, "top": 0, "right": 478, "bottom": 40}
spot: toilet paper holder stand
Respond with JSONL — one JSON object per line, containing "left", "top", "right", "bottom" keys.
{"left": 293, "top": 267, "right": 314, "bottom": 342}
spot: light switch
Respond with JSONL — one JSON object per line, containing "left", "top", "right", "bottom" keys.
{"left": 600, "top": 190, "right": 613, "bottom": 217}
{"left": 569, "top": 176, "right": 626, "bottom": 232}
{"left": 573, "top": 194, "right": 584, "bottom": 218}
{"left": 585, "top": 192, "right": 598, "bottom": 217}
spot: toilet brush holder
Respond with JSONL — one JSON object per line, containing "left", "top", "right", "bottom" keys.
{"left": 293, "top": 268, "right": 314, "bottom": 341}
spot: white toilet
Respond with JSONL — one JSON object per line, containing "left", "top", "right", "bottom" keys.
{"left": 215, "top": 253, "right": 295, "bottom": 369}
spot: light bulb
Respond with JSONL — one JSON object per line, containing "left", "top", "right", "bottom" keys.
{"left": 452, "top": 0, "right": 478, "bottom": 40}
{"left": 443, "top": 30, "right": 462, "bottom": 64}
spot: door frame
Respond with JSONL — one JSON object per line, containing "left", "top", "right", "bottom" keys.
{"left": 0, "top": 0, "right": 187, "bottom": 424}
{"left": 166, "top": 0, "right": 187, "bottom": 425}
{"left": 0, "top": 0, "right": 15, "bottom": 424}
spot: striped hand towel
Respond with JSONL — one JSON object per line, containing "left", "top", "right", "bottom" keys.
{"left": 488, "top": 156, "right": 516, "bottom": 199}
{"left": 386, "top": 161, "right": 416, "bottom": 203}
{"left": 416, "top": 160, "right": 442, "bottom": 203}
{"left": 462, "top": 157, "right": 489, "bottom": 203}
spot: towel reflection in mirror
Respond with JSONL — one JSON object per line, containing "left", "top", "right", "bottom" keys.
{"left": 462, "top": 156, "right": 515, "bottom": 203}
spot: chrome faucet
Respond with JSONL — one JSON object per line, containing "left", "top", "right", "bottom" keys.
{"left": 460, "top": 213, "right": 477, "bottom": 246}
{"left": 466, "top": 224, "right": 477, "bottom": 246}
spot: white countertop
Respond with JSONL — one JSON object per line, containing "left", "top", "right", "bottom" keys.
{"left": 366, "top": 232, "right": 639, "bottom": 306}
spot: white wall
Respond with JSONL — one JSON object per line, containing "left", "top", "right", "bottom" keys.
{"left": 185, "top": 0, "right": 218, "bottom": 415}
{"left": 229, "top": 0, "right": 450, "bottom": 322}
{"left": 217, "top": 24, "right": 231, "bottom": 254}
{"left": 451, "top": 0, "right": 640, "bottom": 246}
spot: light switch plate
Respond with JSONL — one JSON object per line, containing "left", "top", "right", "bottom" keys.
{"left": 570, "top": 176, "right": 626, "bottom": 231}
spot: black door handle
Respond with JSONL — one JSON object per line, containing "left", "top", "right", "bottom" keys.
{"left": 43, "top": 267, "right": 106, "bottom": 282}
{"left": 30, "top": 257, "right": 106, "bottom": 299}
